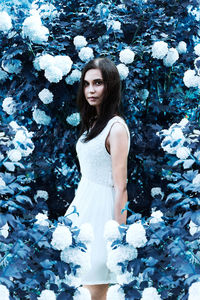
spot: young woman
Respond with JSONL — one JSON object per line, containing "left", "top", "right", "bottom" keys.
{"left": 65, "top": 57, "right": 130, "bottom": 300}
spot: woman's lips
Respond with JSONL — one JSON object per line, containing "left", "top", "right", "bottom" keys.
{"left": 88, "top": 97, "right": 97, "bottom": 101}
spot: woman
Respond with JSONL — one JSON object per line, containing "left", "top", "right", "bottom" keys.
{"left": 65, "top": 57, "right": 130, "bottom": 300}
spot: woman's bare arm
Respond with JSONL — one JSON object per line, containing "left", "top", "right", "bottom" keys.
{"left": 107, "top": 122, "right": 129, "bottom": 225}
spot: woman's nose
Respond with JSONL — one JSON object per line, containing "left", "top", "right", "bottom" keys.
{"left": 88, "top": 84, "right": 95, "bottom": 92}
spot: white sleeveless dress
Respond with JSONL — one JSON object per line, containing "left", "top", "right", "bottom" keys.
{"left": 65, "top": 116, "right": 130, "bottom": 285}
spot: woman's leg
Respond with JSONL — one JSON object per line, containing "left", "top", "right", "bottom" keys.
{"left": 83, "top": 284, "right": 109, "bottom": 300}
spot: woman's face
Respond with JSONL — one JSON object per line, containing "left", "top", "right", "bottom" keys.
{"left": 83, "top": 68, "right": 105, "bottom": 114}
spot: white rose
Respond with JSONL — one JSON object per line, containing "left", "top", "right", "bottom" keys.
{"left": 152, "top": 41, "right": 168, "bottom": 59}
{"left": 33, "top": 108, "right": 51, "bottom": 125}
{"left": 117, "top": 63, "right": 129, "bottom": 80}
{"left": 163, "top": 48, "right": 179, "bottom": 67}
{"left": 188, "top": 281, "right": 200, "bottom": 300}
{"left": 126, "top": 221, "right": 147, "bottom": 248}
{"left": 38, "top": 289, "right": 56, "bottom": 300}
{"left": 192, "top": 174, "right": 200, "bottom": 185}
{"left": 177, "top": 41, "right": 187, "bottom": 54}
{"left": 119, "top": 49, "right": 135, "bottom": 64}
{"left": 51, "top": 224, "right": 72, "bottom": 250}
{"left": 78, "top": 47, "right": 94, "bottom": 62}
{"left": 38, "top": 89, "right": 53, "bottom": 104}
{"left": 176, "top": 147, "right": 190, "bottom": 160}
{"left": 7, "top": 149, "right": 22, "bottom": 162}
{"left": 73, "top": 35, "right": 88, "bottom": 49}
{"left": 104, "top": 220, "right": 122, "bottom": 241}
{"left": 44, "top": 65, "right": 63, "bottom": 83}
{"left": 194, "top": 44, "right": 200, "bottom": 56}
{"left": 2, "top": 97, "right": 16, "bottom": 115}
{"left": 141, "top": 287, "right": 161, "bottom": 300}
{"left": 0, "top": 11, "right": 12, "bottom": 33}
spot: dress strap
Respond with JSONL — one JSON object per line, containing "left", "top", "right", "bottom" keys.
{"left": 104, "top": 116, "right": 131, "bottom": 153}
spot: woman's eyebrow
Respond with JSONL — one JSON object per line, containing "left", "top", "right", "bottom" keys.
{"left": 84, "top": 78, "right": 103, "bottom": 83}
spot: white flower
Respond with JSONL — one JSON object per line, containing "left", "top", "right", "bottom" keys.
{"left": 65, "top": 69, "right": 81, "bottom": 85}
{"left": 0, "top": 223, "right": 9, "bottom": 238}
{"left": 112, "top": 20, "right": 121, "bottom": 31}
{"left": 126, "top": 221, "right": 147, "bottom": 248}
{"left": 38, "top": 89, "right": 53, "bottom": 104}
{"left": 2, "top": 97, "right": 16, "bottom": 115}
{"left": 177, "top": 41, "right": 187, "bottom": 54}
{"left": 2, "top": 59, "right": 22, "bottom": 74}
{"left": 194, "top": 44, "right": 200, "bottom": 56}
{"left": 104, "top": 220, "right": 122, "bottom": 241}
{"left": 139, "top": 89, "right": 149, "bottom": 101}
{"left": 34, "top": 190, "right": 49, "bottom": 201}
{"left": 78, "top": 223, "right": 94, "bottom": 243}
{"left": 152, "top": 41, "right": 168, "bottom": 59}
{"left": 7, "top": 149, "right": 22, "bottom": 162}
{"left": 189, "top": 220, "right": 200, "bottom": 236}
{"left": 117, "top": 63, "right": 129, "bottom": 80}
{"left": 119, "top": 49, "right": 135, "bottom": 64}
{"left": 35, "top": 213, "right": 49, "bottom": 227}
{"left": 150, "top": 188, "right": 163, "bottom": 200}
{"left": 39, "top": 54, "right": 55, "bottom": 70}
{"left": 163, "top": 48, "right": 179, "bottom": 67}
{"left": 33, "top": 108, "right": 51, "bottom": 125}
{"left": 176, "top": 147, "right": 190, "bottom": 160}
{"left": 39, "top": 4, "right": 58, "bottom": 19}
{"left": 73, "top": 35, "right": 88, "bottom": 49}
{"left": 171, "top": 127, "right": 184, "bottom": 140}
{"left": 183, "top": 69, "right": 200, "bottom": 88}
{"left": 44, "top": 65, "right": 63, "bottom": 83}
{"left": 150, "top": 210, "right": 164, "bottom": 224}
{"left": 188, "top": 281, "right": 200, "bottom": 300}
{"left": 55, "top": 272, "right": 81, "bottom": 288}
{"left": 54, "top": 55, "right": 73, "bottom": 76}
{"left": 0, "top": 11, "right": 12, "bottom": 33}
{"left": 38, "top": 289, "right": 56, "bottom": 300}
{"left": 117, "top": 272, "right": 134, "bottom": 285}
{"left": 22, "top": 13, "right": 49, "bottom": 44}
{"left": 179, "top": 117, "right": 189, "bottom": 127}
{"left": 33, "top": 55, "right": 42, "bottom": 71}
{"left": 107, "top": 244, "right": 138, "bottom": 273}
{"left": 106, "top": 284, "right": 125, "bottom": 300}
{"left": 66, "top": 112, "right": 80, "bottom": 126}
{"left": 194, "top": 57, "right": 200, "bottom": 76}
{"left": 141, "top": 287, "right": 161, "bottom": 300}
{"left": 73, "top": 287, "right": 91, "bottom": 300}
{"left": 0, "top": 284, "right": 10, "bottom": 300}
{"left": 0, "top": 68, "right": 8, "bottom": 82}
{"left": 51, "top": 224, "right": 72, "bottom": 250}
{"left": 78, "top": 47, "right": 94, "bottom": 62}
{"left": 192, "top": 174, "right": 200, "bottom": 185}
{"left": 12, "top": 127, "right": 35, "bottom": 157}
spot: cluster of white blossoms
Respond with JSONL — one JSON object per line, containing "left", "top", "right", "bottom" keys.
{"left": 176, "top": 146, "right": 191, "bottom": 160}
{"left": 106, "top": 284, "right": 125, "bottom": 300}
{"left": 34, "top": 190, "right": 49, "bottom": 201}
{"left": 73, "top": 35, "right": 88, "bottom": 49}
{"left": 22, "top": 11, "right": 49, "bottom": 44}
{"left": 2, "top": 97, "right": 16, "bottom": 115}
{"left": 65, "top": 69, "right": 81, "bottom": 85}
{"left": 107, "top": 20, "right": 121, "bottom": 32}
{"left": 73, "top": 286, "right": 91, "bottom": 300}
{"left": 0, "top": 284, "right": 10, "bottom": 300}
{"left": 51, "top": 224, "right": 72, "bottom": 250}
{"left": 119, "top": 48, "right": 135, "bottom": 64}
{"left": 141, "top": 287, "right": 162, "bottom": 300}
{"left": 35, "top": 212, "right": 49, "bottom": 227}
{"left": 177, "top": 41, "right": 187, "bottom": 54}
{"left": 104, "top": 219, "right": 122, "bottom": 241}
{"left": 36, "top": 53, "right": 73, "bottom": 83}
{"left": 38, "top": 88, "right": 54, "bottom": 104}
{"left": 117, "top": 63, "right": 129, "bottom": 80}
{"left": 0, "top": 11, "right": 12, "bottom": 33}
{"left": 188, "top": 220, "right": 200, "bottom": 236}
{"left": 152, "top": 41, "right": 179, "bottom": 67}
{"left": 188, "top": 281, "right": 200, "bottom": 300}
{"left": 183, "top": 69, "right": 200, "bottom": 88}
{"left": 38, "top": 289, "right": 56, "bottom": 300}
{"left": 157, "top": 117, "right": 189, "bottom": 155}
{"left": 2, "top": 59, "right": 22, "bottom": 74}
{"left": 66, "top": 112, "right": 81, "bottom": 126}
{"left": 32, "top": 107, "right": 51, "bottom": 125}
{"left": 149, "top": 210, "right": 164, "bottom": 224}
{"left": 126, "top": 221, "right": 147, "bottom": 248}
{"left": 194, "top": 44, "right": 200, "bottom": 56}
{"left": 0, "top": 222, "right": 9, "bottom": 238}
{"left": 78, "top": 47, "right": 94, "bottom": 62}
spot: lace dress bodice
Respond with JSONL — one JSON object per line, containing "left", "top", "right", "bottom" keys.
{"left": 76, "top": 116, "right": 130, "bottom": 187}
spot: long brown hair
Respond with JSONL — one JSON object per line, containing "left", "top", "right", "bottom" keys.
{"left": 77, "top": 57, "right": 123, "bottom": 142}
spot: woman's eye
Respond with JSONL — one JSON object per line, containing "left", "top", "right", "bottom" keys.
{"left": 96, "top": 81, "right": 103, "bottom": 85}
